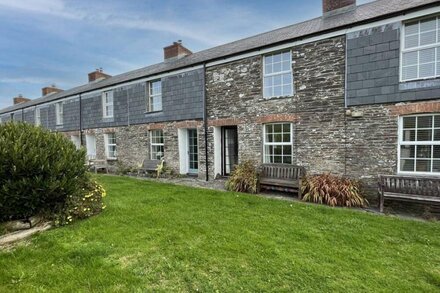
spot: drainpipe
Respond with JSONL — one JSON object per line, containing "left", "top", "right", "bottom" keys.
{"left": 203, "top": 63, "right": 209, "bottom": 182}
{"left": 79, "top": 94, "right": 83, "bottom": 146}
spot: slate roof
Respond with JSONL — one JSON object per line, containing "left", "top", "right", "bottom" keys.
{"left": 1, "top": 0, "right": 438, "bottom": 114}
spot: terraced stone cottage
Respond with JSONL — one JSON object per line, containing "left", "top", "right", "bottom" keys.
{"left": 1, "top": 0, "right": 440, "bottom": 209}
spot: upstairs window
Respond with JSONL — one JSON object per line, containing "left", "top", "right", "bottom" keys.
{"left": 401, "top": 15, "right": 440, "bottom": 81}
{"left": 148, "top": 80, "right": 162, "bottom": 112}
{"left": 399, "top": 114, "right": 440, "bottom": 174}
{"left": 150, "top": 130, "right": 164, "bottom": 160}
{"left": 263, "top": 123, "right": 293, "bottom": 164}
{"left": 102, "top": 91, "right": 114, "bottom": 118}
{"left": 263, "top": 51, "right": 293, "bottom": 98}
{"left": 104, "top": 133, "right": 117, "bottom": 159}
{"left": 35, "top": 108, "right": 41, "bottom": 126}
{"left": 55, "top": 102, "right": 63, "bottom": 125}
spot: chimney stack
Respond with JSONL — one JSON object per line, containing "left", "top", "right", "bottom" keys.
{"left": 88, "top": 68, "right": 111, "bottom": 83}
{"left": 164, "top": 40, "right": 192, "bottom": 61}
{"left": 13, "top": 94, "right": 30, "bottom": 105}
{"left": 323, "top": 0, "right": 356, "bottom": 17}
{"left": 42, "top": 84, "right": 63, "bottom": 96}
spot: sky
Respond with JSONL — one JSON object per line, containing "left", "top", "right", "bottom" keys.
{"left": 0, "top": 0, "right": 373, "bottom": 109}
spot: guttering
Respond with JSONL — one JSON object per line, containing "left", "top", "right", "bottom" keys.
{"left": 202, "top": 63, "right": 209, "bottom": 181}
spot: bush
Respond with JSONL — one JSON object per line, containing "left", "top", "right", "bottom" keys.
{"left": 301, "top": 174, "right": 368, "bottom": 208}
{"left": 0, "top": 122, "right": 90, "bottom": 221}
{"left": 225, "top": 160, "right": 258, "bottom": 193}
{"left": 55, "top": 180, "right": 106, "bottom": 226}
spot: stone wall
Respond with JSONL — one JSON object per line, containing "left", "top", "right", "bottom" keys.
{"left": 80, "top": 119, "right": 205, "bottom": 177}
{"left": 205, "top": 36, "right": 346, "bottom": 178}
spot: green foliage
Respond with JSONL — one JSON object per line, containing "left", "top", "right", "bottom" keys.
{"left": 0, "top": 122, "right": 89, "bottom": 221}
{"left": 301, "top": 173, "right": 368, "bottom": 207}
{"left": 225, "top": 160, "right": 258, "bottom": 193}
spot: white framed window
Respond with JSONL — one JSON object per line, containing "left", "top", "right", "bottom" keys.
{"left": 401, "top": 15, "right": 440, "bottom": 82}
{"left": 104, "top": 133, "right": 117, "bottom": 159}
{"left": 263, "top": 51, "right": 293, "bottom": 98}
{"left": 398, "top": 114, "right": 440, "bottom": 174}
{"left": 35, "top": 108, "right": 41, "bottom": 126}
{"left": 70, "top": 135, "right": 81, "bottom": 149}
{"left": 85, "top": 134, "right": 97, "bottom": 160}
{"left": 150, "top": 130, "right": 164, "bottom": 160}
{"left": 148, "top": 80, "right": 162, "bottom": 112}
{"left": 55, "top": 102, "right": 63, "bottom": 125}
{"left": 263, "top": 123, "right": 293, "bottom": 164}
{"left": 102, "top": 91, "right": 114, "bottom": 118}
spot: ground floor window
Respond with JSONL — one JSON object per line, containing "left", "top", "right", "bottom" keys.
{"left": 150, "top": 130, "right": 164, "bottom": 160}
{"left": 263, "top": 123, "right": 293, "bottom": 164}
{"left": 399, "top": 114, "right": 440, "bottom": 174}
{"left": 70, "top": 135, "right": 81, "bottom": 149}
{"left": 104, "top": 133, "right": 117, "bottom": 159}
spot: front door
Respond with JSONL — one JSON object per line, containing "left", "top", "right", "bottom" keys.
{"left": 188, "top": 129, "right": 198, "bottom": 174}
{"left": 221, "top": 126, "right": 238, "bottom": 176}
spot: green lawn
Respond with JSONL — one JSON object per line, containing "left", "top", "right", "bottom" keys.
{"left": 1, "top": 175, "right": 440, "bottom": 292}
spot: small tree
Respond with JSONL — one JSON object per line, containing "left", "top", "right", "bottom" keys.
{"left": 0, "top": 122, "right": 90, "bottom": 221}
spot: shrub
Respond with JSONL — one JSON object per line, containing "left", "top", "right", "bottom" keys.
{"left": 301, "top": 174, "right": 368, "bottom": 208}
{"left": 0, "top": 122, "right": 90, "bottom": 221}
{"left": 225, "top": 160, "right": 258, "bottom": 194}
{"left": 55, "top": 180, "right": 106, "bottom": 226}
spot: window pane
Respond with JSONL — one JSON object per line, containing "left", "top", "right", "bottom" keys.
{"left": 417, "top": 145, "right": 432, "bottom": 158}
{"left": 273, "top": 53, "right": 281, "bottom": 63}
{"left": 283, "top": 145, "right": 292, "bottom": 155}
{"left": 433, "top": 160, "right": 440, "bottom": 172}
{"left": 283, "top": 155, "right": 292, "bottom": 165}
{"left": 403, "top": 51, "right": 418, "bottom": 66}
{"left": 273, "top": 75, "right": 282, "bottom": 86}
{"left": 282, "top": 60, "right": 291, "bottom": 72}
{"left": 403, "top": 66, "right": 418, "bottom": 80}
{"left": 403, "top": 117, "right": 416, "bottom": 128}
{"left": 435, "top": 115, "right": 440, "bottom": 127}
{"left": 265, "top": 64, "right": 272, "bottom": 74}
{"left": 283, "top": 73, "right": 292, "bottom": 85}
{"left": 273, "top": 62, "right": 281, "bottom": 73}
{"left": 273, "top": 86, "right": 282, "bottom": 97}
{"left": 400, "top": 159, "right": 414, "bottom": 171}
{"left": 274, "top": 124, "right": 282, "bottom": 133}
{"left": 400, "top": 145, "right": 415, "bottom": 158}
{"left": 405, "top": 21, "right": 419, "bottom": 35}
{"left": 403, "top": 129, "right": 415, "bottom": 141}
{"left": 282, "top": 51, "right": 290, "bottom": 61}
{"left": 417, "top": 129, "right": 432, "bottom": 141}
{"left": 434, "top": 129, "right": 440, "bottom": 141}
{"left": 419, "top": 48, "right": 435, "bottom": 64}
{"left": 434, "top": 146, "right": 440, "bottom": 158}
{"left": 274, "top": 156, "right": 282, "bottom": 163}
{"left": 417, "top": 116, "right": 432, "bottom": 128}
{"left": 416, "top": 160, "right": 431, "bottom": 172}
{"left": 282, "top": 85, "right": 292, "bottom": 96}
{"left": 420, "top": 31, "right": 436, "bottom": 46}
{"left": 420, "top": 18, "right": 436, "bottom": 32}
{"left": 419, "top": 63, "right": 435, "bottom": 78}
{"left": 404, "top": 35, "right": 419, "bottom": 49}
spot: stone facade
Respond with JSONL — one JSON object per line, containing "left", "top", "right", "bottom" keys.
{"left": 205, "top": 36, "right": 347, "bottom": 179}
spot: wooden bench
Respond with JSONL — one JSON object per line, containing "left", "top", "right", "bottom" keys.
{"left": 257, "top": 164, "right": 306, "bottom": 198}
{"left": 137, "top": 159, "right": 161, "bottom": 176}
{"left": 89, "top": 159, "right": 109, "bottom": 173}
{"left": 378, "top": 175, "right": 440, "bottom": 212}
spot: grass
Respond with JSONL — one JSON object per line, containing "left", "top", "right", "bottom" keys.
{"left": 1, "top": 175, "right": 440, "bottom": 292}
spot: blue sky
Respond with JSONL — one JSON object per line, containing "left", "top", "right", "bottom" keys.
{"left": 0, "top": 0, "right": 373, "bottom": 109}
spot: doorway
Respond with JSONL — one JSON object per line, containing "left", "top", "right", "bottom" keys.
{"left": 221, "top": 126, "right": 238, "bottom": 176}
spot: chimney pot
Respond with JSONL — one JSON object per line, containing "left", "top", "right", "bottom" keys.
{"left": 42, "top": 85, "right": 63, "bottom": 96}
{"left": 88, "top": 68, "right": 111, "bottom": 83}
{"left": 164, "top": 41, "right": 192, "bottom": 62}
{"left": 323, "top": 0, "right": 356, "bottom": 16}
{"left": 13, "top": 95, "right": 30, "bottom": 105}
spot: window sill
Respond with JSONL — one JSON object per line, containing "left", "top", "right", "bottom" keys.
{"left": 399, "top": 77, "right": 440, "bottom": 91}
{"left": 263, "top": 94, "right": 294, "bottom": 100}
{"left": 106, "top": 157, "right": 118, "bottom": 161}
{"left": 144, "top": 110, "right": 163, "bottom": 115}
